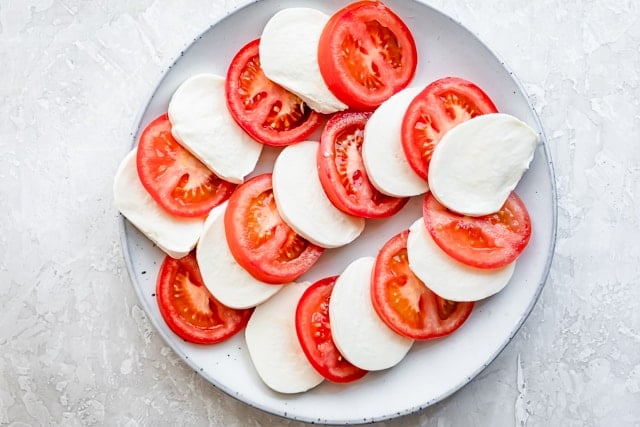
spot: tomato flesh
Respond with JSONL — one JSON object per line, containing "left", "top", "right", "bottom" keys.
{"left": 371, "top": 230, "right": 474, "bottom": 340}
{"left": 226, "top": 39, "right": 324, "bottom": 146}
{"left": 318, "top": 111, "right": 408, "bottom": 218}
{"left": 136, "top": 114, "right": 236, "bottom": 218}
{"left": 318, "top": 1, "right": 417, "bottom": 110}
{"left": 156, "top": 252, "right": 252, "bottom": 344}
{"left": 224, "top": 173, "right": 324, "bottom": 284}
{"left": 401, "top": 77, "right": 498, "bottom": 180}
{"left": 295, "top": 276, "right": 368, "bottom": 383}
{"left": 423, "top": 192, "right": 532, "bottom": 269}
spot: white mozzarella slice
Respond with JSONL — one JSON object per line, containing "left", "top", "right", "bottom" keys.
{"left": 168, "top": 73, "right": 263, "bottom": 184}
{"left": 272, "top": 140, "right": 365, "bottom": 249}
{"left": 245, "top": 281, "right": 324, "bottom": 394}
{"left": 428, "top": 113, "right": 538, "bottom": 216}
{"left": 329, "top": 257, "right": 413, "bottom": 371}
{"left": 362, "top": 87, "right": 429, "bottom": 197}
{"left": 196, "top": 202, "right": 283, "bottom": 309}
{"left": 113, "top": 149, "right": 203, "bottom": 259}
{"left": 407, "top": 217, "right": 515, "bottom": 302}
{"left": 259, "top": 8, "right": 347, "bottom": 114}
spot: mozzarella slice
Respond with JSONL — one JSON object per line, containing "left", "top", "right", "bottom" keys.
{"left": 168, "top": 73, "right": 262, "bottom": 184}
{"left": 245, "top": 281, "right": 324, "bottom": 394}
{"left": 114, "top": 149, "right": 203, "bottom": 259}
{"left": 407, "top": 218, "right": 515, "bottom": 302}
{"left": 428, "top": 113, "right": 538, "bottom": 216}
{"left": 272, "top": 140, "right": 365, "bottom": 248}
{"left": 329, "top": 257, "right": 413, "bottom": 371}
{"left": 259, "top": 8, "right": 347, "bottom": 114}
{"left": 362, "top": 87, "right": 429, "bottom": 197}
{"left": 196, "top": 202, "right": 283, "bottom": 309}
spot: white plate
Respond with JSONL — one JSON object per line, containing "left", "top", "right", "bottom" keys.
{"left": 119, "top": 0, "right": 557, "bottom": 424}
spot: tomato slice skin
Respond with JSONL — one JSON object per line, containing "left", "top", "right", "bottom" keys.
{"left": 318, "top": 1, "right": 417, "bottom": 110}
{"left": 226, "top": 39, "right": 324, "bottom": 146}
{"left": 317, "top": 111, "right": 408, "bottom": 218}
{"left": 423, "top": 191, "right": 532, "bottom": 269}
{"left": 224, "top": 173, "right": 324, "bottom": 284}
{"left": 295, "top": 276, "right": 368, "bottom": 383}
{"left": 401, "top": 77, "right": 498, "bottom": 180}
{"left": 371, "top": 230, "right": 474, "bottom": 340}
{"left": 156, "top": 252, "right": 253, "bottom": 344}
{"left": 136, "top": 114, "right": 237, "bottom": 218}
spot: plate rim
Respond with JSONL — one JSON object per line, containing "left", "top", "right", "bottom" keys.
{"left": 117, "top": 0, "right": 558, "bottom": 423}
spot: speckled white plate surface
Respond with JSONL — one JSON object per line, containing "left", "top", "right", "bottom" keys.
{"left": 119, "top": 0, "right": 557, "bottom": 424}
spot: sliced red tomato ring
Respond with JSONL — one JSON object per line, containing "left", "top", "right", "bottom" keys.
{"left": 318, "top": 1, "right": 417, "bottom": 110}
{"left": 295, "top": 276, "right": 368, "bottom": 383}
{"left": 226, "top": 39, "right": 324, "bottom": 146}
{"left": 136, "top": 114, "right": 236, "bottom": 218}
{"left": 317, "top": 111, "right": 408, "bottom": 218}
{"left": 423, "top": 191, "right": 532, "bottom": 269}
{"left": 224, "top": 173, "right": 324, "bottom": 284}
{"left": 156, "top": 252, "right": 253, "bottom": 344}
{"left": 401, "top": 77, "right": 498, "bottom": 180}
{"left": 371, "top": 230, "right": 474, "bottom": 340}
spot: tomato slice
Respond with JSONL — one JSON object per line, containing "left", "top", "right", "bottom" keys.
{"left": 156, "top": 252, "right": 253, "bottom": 344}
{"left": 136, "top": 114, "right": 237, "bottom": 217}
{"left": 224, "top": 173, "right": 324, "bottom": 284}
{"left": 295, "top": 276, "right": 368, "bottom": 383}
{"left": 317, "top": 111, "right": 408, "bottom": 218}
{"left": 401, "top": 77, "right": 498, "bottom": 180}
{"left": 226, "top": 39, "right": 324, "bottom": 146}
{"left": 371, "top": 230, "right": 474, "bottom": 340}
{"left": 423, "top": 192, "right": 532, "bottom": 269}
{"left": 318, "top": 1, "right": 417, "bottom": 110}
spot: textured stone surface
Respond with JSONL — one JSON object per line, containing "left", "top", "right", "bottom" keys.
{"left": 1, "top": 0, "right": 639, "bottom": 425}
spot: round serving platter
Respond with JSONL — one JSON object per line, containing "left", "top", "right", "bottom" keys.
{"left": 119, "top": 0, "right": 557, "bottom": 423}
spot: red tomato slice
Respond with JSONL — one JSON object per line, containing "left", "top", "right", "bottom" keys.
{"left": 401, "top": 77, "right": 498, "bottom": 180}
{"left": 156, "top": 252, "right": 253, "bottom": 344}
{"left": 371, "top": 230, "right": 474, "bottom": 340}
{"left": 318, "top": 1, "right": 417, "bottom": 110}
{"left": 295, "top": 276, "right": 368, "bottom": 383}
{"left": 317, "top": 111, "right": 408, "bottom": 218}
{"left": 226, "top": 39, "right": 324, "bottom": 146}
{"left": 423, "top": 192, "right": 532, "bottom": 269}
{"left": 224, "top": 173, "right": 324, "bottom": 284}
{"left": 136, "top": 114, "right": 236, "bottom": 218}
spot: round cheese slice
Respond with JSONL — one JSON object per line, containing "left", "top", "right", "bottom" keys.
{"left": 113, "top": 149, "right": 204, "bottom": 259}
{"left": 362, "top": 87, "right": 429, "bottom": 197}
{"left": 272, "top": 140, "right": 365, "bottom": 249}
{"left": 196, "top": 202, "right": 283, "bottom": 309}
{"left": 329, "top": 257, "right": 413, "bottom": 371}
{"left": 259, "top": 8, "right": 347, "bottom": 114}
{"left": 168, "top": 73, "right": 262, "bottom": 184}
{"left": 428, "top": 113, "right": 538, "bottom": 216}
{"left": 407, "top": 217, "right": 516, "bottom": 302}
{"left": 245, "top": 281, "right": 325, "bottom": 394}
